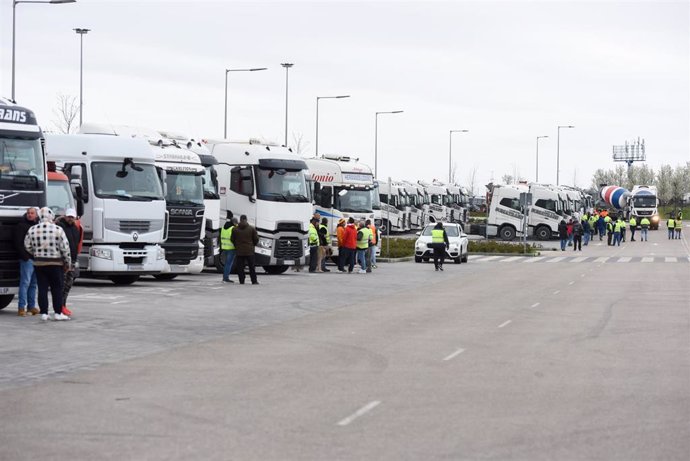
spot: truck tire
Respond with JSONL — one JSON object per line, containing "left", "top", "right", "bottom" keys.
{"left": 110, "top": 275, "right": 140, "bottom": 285}
{"left": 0, "top": 294, "right": 13, "bottom": 310}
{"left": 499, "top": 225, "right": 516, "bottom": 241}
{"left": 154, "top": 274, "right": 178, "bottom": 281}
{"left": 535, "top": 225, "right": 552, "bottom": 241}
{"left": 263, "top": 265, "right": 288, "bottom": 275}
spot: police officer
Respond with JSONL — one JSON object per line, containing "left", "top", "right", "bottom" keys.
{"left": 639, "top": 216, "right": 650, "bottom": 242}
{"left": 628, "top": 216, "right": 637, "bottom": 241}
{"left": 220, "top": 212, "right": 237, "bottom": 283}
{"left": 308, "top": 218, "right": 320, "bottom": 273}
{"left": 431, "top": 222, "right": 449, "bottom": 271}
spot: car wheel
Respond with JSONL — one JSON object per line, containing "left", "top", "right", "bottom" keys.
{"left": 454, "top": 257, "right": 461, "bottom": 264}
{"left": 414, "top": 256, "right": 422, "bottom": 263}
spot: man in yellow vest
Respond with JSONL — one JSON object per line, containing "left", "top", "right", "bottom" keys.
{"left": 613, "top": 217, "right": 624, "bottom": 246}
{"left": 675, "top": 215, "right": 682, "bottom": 239}
{"left": 430, "top": 222, "right": 449, "bottom": 271}
{"left": 639, "top": 217, "right": 650, "bottom": 242}
{"left": 308, "top": 218, "right": 320, "bottom": 273}
{"left": 220, "top": 214, "right": 237, "bottom": 283}
{"left": 318, "top": 217, "right": 331, "bottom": 272}
{"left": 628, "top": 216, "right": 637, "bottom": 241}
{"left": 356, "top": 220, "right": 371, "bottom": 274}
{"left": 667, "top": 215, "right": 676, "bottom": 240}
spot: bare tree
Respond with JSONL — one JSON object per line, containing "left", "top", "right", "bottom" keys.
{"left": 501, "top": 174, "right": 514, "bottom": 185}
{"left": 466, "top": 166, "right": 478, "bottom": 196}
{"left": 291, "top": 132, "right": 310, "bottom": 156}
{"left": 52, "top": 94, "right": 80, "bottom": 134}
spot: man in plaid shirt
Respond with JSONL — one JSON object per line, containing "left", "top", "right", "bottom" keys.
{"left": 24, "top": 207, "right": 72, "bottom": 321}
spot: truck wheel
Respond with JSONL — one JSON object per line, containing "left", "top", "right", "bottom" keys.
{"left": 154, "top": 274, "right": 178, "bottom": 281}
{"left": 110, "top": 275, "right": 140, "bottom": 285}
{"left": 499, "top": 225, "right": 516, "bottom": 241}
{"left": 263, "top": 265, "right": 288, "bottom": 275}
{"left": 0, "top": 295, "right": 14, "bottom": 310}
{"left": 535, "top": 225, "right": 551, "bottom": 241}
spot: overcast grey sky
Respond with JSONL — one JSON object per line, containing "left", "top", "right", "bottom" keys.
{"left": 2, "top": 0, "right": 688, "bottom": 193}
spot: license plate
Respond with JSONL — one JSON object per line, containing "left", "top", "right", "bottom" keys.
{"left": 284, "top": 260, "right": 295, "bottom": 266}
{"left": 128, "top": 264, "right": 143, "bottom": 271}
{"left": 0, "top": 287, "right": 9, "bottom": 294}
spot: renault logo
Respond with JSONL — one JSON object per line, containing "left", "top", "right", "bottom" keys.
{"left": 132, "top": 232, "right": 139, "bottom": 242}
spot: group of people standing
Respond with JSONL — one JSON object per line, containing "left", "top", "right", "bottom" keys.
{"left": 219, "top": 211, "right": 260, "bottom": 285}
{"left": 14, "top": 206, "right": 82, "bottom": 320}
{"left": 308, "top": 216, "right": 379, "bottom": 274}
{"left": 666, "top": 211, "right": 683, "bottom": 240}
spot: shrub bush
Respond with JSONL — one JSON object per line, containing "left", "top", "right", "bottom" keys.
{"left": 379, "top": 237, "right": 415, "bottom": 258}
{"left": 468, "top": 240, "right": 538, "bottom": 254}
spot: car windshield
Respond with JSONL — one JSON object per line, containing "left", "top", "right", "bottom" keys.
{"left": 335, "top": 188, "right": 373, "bottom": 212}
{"left": 163, "top": 171, "right": 204, "bottom": 205}
{"left": 255, "top": 167, "right": 309, "bottom": 202}
{"left": 0, "top": 137, "right": 45, "bottom": 190}
{"left": 47, "top": 179, "right": 75, "bottom": 216}
{"left": 422, "top": 225, "right": 460, "bottom": 237}
{"left": 202, "top": 165, "right": 219, "bottom": 200}
{"left": 92, "top": 162, "right": 163, "bottom": 200}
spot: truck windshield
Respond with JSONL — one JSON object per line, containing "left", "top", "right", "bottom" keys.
{"left": 0, "top": 138, "right": 45, "bottom": 189}
{"left": 47, "top": 179, "right": 75, "bottom": 216}
{"left": 92, "top": 162, "right": 163, "bottom": 200}
{"left": 255, "top": 167, "right": 308, "bottom": 202}
{"left": 633, "top": 196, "right": 656, "bottom": 207}
{"left": 163, "top": 171, "right": 204, "bottom": 205}
{"left": 371, "top": 188, "right": 381, "bottom": 210}
{"left": 202, "top": 165, "right": 219, "bottom": 200}
{"left": 431, "top": 194, "right": 443, "bottom": 205}
{"left": 335, "top": 188, "right": 373, "bottom": 212}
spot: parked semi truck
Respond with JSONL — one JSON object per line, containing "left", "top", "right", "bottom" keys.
{"left": 204, "top": 139, "right": 311, "bottom": 274}
{"left": 45, "top": 133, "right": 167, "bottom": 285}
{"left": 306, "top": 155, "right": 375, "bottom": 255}
{"left": 418, "top": 181, "right": 448, "bottom": 224}
{"left": 0, "top": 98, "right": 47, "bottom": 309}
{"left": 378, "top": 180, "right": 409, "bottom": 232}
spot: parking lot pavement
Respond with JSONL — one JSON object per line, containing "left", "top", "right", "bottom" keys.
{"left": 0, "top": 262, "right": 471, "bottom": 391}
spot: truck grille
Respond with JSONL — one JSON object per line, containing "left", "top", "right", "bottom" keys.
{"left": 636, "top": 210, "right": 653, "bottom": 216}
{"left": 163, "top": 210, "right": 203, "bottom": 265}
{"left": 275, "top": 237, "right": 303, "bottom": 259}
{"left": 119, "top": 220, "right": 151, "bottom": 232}
{"left": 0, "top": 218, "right": 20, "bottom": 286}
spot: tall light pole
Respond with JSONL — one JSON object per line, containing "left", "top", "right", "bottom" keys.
{"left": 315, "top": 95, "right": 349, "bottom": 156}
{"left": 280, "top": 63, "right": 293, "bottom": 147}
{"left": 74, "top": 27, "right": 89, "bottom": 127}
{"left": 556, "top": 125, "right": 575, "bottom": 185}
{"left": 449, "top": 129, "right": 469, "bottom": 183}
{"left": 374, "top": 110, "right": 403, "bottom": 179}
{"left": 535, "top": 135, "right": 548, "bottom": 182}
{"left": 11, "top": 0, "right": 76, "bottom": 101}
{"left": 224, "top": 67, "right": 267, "bottom": 139}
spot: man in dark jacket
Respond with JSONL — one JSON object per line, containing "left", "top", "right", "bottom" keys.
{"left": 558, "top": 219, "right": 568, "bottom": 251}
{"left": 572, "top": 219, "right": 583, "bottom": 251}
{"left": 56, "top": 208, "right": 83, "bottom": 316}
{"left": 231, "top": 215, "right": 259, "bottom": 285}
{"left": 13, "top": 207, "right": 39, "bottom": 316}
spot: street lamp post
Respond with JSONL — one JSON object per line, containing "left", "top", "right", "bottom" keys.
{"left": 11, "top": 0, "right": 76, "bottom": 101}
{"left": 556, "top": 125, "right": 575, "bottom": 185}
{"left": 535, "top": 135, "right": 548, "bottom": 182}
{"left": 374, "top": 110, "right": 403, "bottom": 179}
{"left": 315, "top": 95, "right": 349, "bottom": 156}
{"left": 74, "top": 27, "right": 90, "bottom": 127}
{"left": 280, "top": 63, "right": 293, "bottom": 147}
{"left": 449, "top": 129, "right": 469, "bottom": 183}
{"left": 224, "top": 67, "right": 267, "bottom": 139}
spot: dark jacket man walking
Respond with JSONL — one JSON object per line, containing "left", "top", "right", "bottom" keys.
{"left": 231, "top": 215, "right": 259, "bottom": 285}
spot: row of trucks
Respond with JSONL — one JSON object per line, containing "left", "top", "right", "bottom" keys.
{"left": 485, "top": 182, "right": 594, "bottom": 241}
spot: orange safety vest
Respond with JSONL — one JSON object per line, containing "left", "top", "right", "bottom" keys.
{"left": 369, "top": 224, "right": 377, "bottom": 245}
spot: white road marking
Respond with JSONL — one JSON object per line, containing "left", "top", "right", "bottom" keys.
{"left": 469, "top": 256, "right": 490, "bottom": 262}
{"left": 665, "top": 257, "right": 677, "bottom": 263}
{"left": 553, "top": 290, "right": 560, "bottom": 295}
{"left": 617, "top": 257, "right": 632, "bottom": 263}
{"left": 571, "top": 257, "right": 588, "bottom": 263}
{"left": 568, "top": 281, "right": 575, "bottom": 285}
{"left": 593, "top": 257, "right": 609, "bottom": 263}
{"left": 499, "top": 256, "right": 523, "bottom": 262}
{"left": 110, "top": 300, "right": 128, "bottom": 305}
{"left": 653, "top": 243, "right": 658, "bottom": 246}
{"left": 337, "top": 401, "right": 381, "bottom": 426}
{"left": 498, "top": 320, "right": 512, "bottom": 328}
{"left": 480, "top": 256, "right": 503, "bottom": 262}
{"left": 580, "top": 274, "right": 585, "bottom": 277}
{"left": 546, "top": 257, "right": 566, "bottom": 263}
{"left": 210, "top": 287, "right": 224, "bottom": 290}
{"left": 442, "top": 348, "right": 466, "bottom": 361}
{"left": 523, "top": 257, "right": 544, "bottom": 263}
{"left": 641, "top": 257, "right": 654, "bottom": 263}
{"left": 530, "top": 302, "right": 540, "bottom": 308}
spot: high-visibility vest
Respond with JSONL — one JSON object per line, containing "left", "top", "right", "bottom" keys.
{"left": 629, "top": 217, "right": 637, "bottom": 227}
{"left": 220, "top": 226, "right": 235, "bottom": 250}
{"left": 369, "top": 224, "right": 377, "bottom": 245}
{"left": 640, "top": 218, "right": 650, "bottom": 228}
{"left": 614, "top": 221, "right": 624, "bottom": 232}
{"left": 319, "top": 224, "right": 329, "bottom": 244}
{"left": 607, "top": 222, "right": 614, "bottom": 232}
{"left": 308, "top": 224, "right": 319, "bottom": 246}
{"left": 431, "top": 229, "right": 445, "bottom": 243}
{"left": 668, "top": 218, "right": 675, "bottom": 229}
{"left": 675, "top": 219, "right": 682, "bottom": 229}
{"left": 589, "top": 215, "right": 597, "bottom": 229}
{"left": 604, "top": 216, "right": 612, "bottom": 223}
{"left": 357, "top": 227, "right": 371, "bottom": 249}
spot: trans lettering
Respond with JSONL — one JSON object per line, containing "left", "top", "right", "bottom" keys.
{"left": 0, "top": 109, "right": 27, "bottom": 123}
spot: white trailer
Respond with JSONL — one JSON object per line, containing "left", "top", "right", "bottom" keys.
{"left": 45, "top": 133, "right": 167, "bottom": 285}
{"left": 306, "top": 155, "right": 375, "bottom": 254}
{"left": 204, "top": 139, "right": 312, "bottom": 274}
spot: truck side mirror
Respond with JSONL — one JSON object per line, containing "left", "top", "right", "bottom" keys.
{"left": 76, "top": 198, "right": 84, "bottom": 218}
{"left": 239, "top": 167, "right": 254, "bottom": 199}
{"left": 313, "top": 181, "right": 321, "bottom": 204}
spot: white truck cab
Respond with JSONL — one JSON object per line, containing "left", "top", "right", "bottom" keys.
{"left": 419, "top": 181, "right": 448, "bottom": 224}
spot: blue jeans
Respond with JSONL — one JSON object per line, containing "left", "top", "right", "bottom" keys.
{"left": 223, "top": 250, "right": 236, "bottom": 280}
{"left": 369, "top": 246, "right": 377, "bottom": 266}
{"left": 560, "top": 239, "right": 567, "bottom": 250}
{"left": 356, "top": 249, "right": 367, "bottom": 271}
{"left": 668, "top": 228, "right": 674, "bottom": 239}
{"left": 583, "top": 232, "right": 590, "bottom": 246}
{"left": 640, "top": 228, "right": 648, "bottom": 241}
{"left": 614, "top": 232, "right": 622, "bottom": 246}
{"left": 18, "top": 259, "right": 37, "bottom": 309}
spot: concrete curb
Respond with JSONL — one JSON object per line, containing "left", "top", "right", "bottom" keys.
{"left": 469, "top": 252, "right": 541, "bottom": 257}
{"left": 377, "top": 256, "right": 415, "bottom": 263}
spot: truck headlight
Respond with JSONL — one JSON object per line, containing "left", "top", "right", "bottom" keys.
{"left": 258, "top": 238, "right": 273, "bottom": 249}
{"left": 652, "top": 216, "right": 659, "bottom": 222}
{"left": 91, "top": 248, "right": 112, "bottom": 260}
{"left": 157, "top": 246, "right": 166, "bottom": 260}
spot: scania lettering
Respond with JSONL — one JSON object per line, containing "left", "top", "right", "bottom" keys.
{"left": 45, "top": 133, "right": 166, "bottom": 285}
{"left": 307, "top": 155, "right": 375, "bottom": 255}
{"left": 204, "top": 139, "right": 311, "bottom": 274}
{"left": 0, "top": 98, "right": 47, "bottom": 310}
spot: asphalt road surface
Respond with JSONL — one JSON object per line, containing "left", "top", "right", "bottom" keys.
{"left": 1, "top": 228, "right": 688, "bottom": 460}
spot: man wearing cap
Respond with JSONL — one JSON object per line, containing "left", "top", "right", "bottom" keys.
{"left": 56, "top": 208, "right": 83, "bottom": 316}
{"left": 13, "top": 207, "right": 39, "bottom": 316}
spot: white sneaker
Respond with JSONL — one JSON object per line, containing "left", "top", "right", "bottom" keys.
{"left": 54, "top": 313, "right": 71, "bottom": 321}
{"left": 40, "top": 314, "right": 49, "bottom": 321}
{"left": 358, "top": 269, "right": 366, "bottom": 274}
